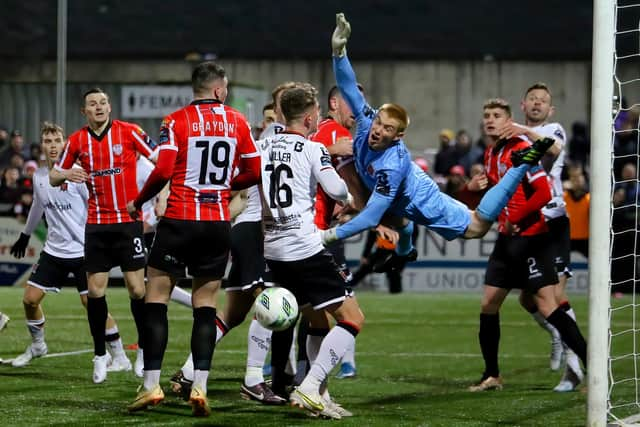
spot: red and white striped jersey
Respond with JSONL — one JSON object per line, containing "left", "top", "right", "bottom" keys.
{"left": 158, "top": 99, "right": 259, "bottom": 221}
{"left": 56, "top": 120, "right": 154, "bottom": 225}
{"left": 484, "top": 137, "right": 549, "bottom": 236}
{"left": 310, "top": 117, "right": 352, "bottom": 229}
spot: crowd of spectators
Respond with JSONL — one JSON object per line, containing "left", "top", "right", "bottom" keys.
{"left": 611, "top": 104, "right": 640, "bottom": 292}
{"left": 0, "top": 126, "right": 44, "bottom": 221}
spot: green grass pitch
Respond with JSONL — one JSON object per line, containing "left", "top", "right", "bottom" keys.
{"left": 0, "top": 287, "right": 613, "bottom": 426}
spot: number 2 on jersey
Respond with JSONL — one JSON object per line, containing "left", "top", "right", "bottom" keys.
{"left": 265, "top": 163, "right": 293, "bottom": 208}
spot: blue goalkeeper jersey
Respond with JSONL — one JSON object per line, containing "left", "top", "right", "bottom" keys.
{"left": 333, "top": 55, "right": 471, "bottom": 241}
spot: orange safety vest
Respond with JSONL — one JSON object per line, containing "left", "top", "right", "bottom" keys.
{"left": 564, "top": 190, "right": 590, "bottom": 240}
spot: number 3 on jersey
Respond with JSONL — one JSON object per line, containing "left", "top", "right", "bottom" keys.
{"left": 185, "top": 136, "right": 234, "bottom": 190}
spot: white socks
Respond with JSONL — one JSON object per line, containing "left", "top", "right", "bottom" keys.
{"left": 144, "top": 369, "right": 161, "bottom": 390}
{"left": 193, "top": 369, "right": 209, "bottom": 394}
{"left": 301, "top": 326, "right": 354, "bottom": 392}
{"left": 532, "top": 311, "right": 560, "bottom": 340}
{"left": 27, "top": 317, "right": 45, "bottom": 343}
{"left": 105, "top": 326, "right": 126, "bottom": 357}
{"left": 170, "top": 286, "right": 192, "bottom": 308}
{"left": 181, "top": 353, "right": 194, "bottom": 381}
{"left": 306, "top": 334, "right": 324, "bottom": 364}
{"left": 342, "top": 340, "right": 356, "bottom": 366}
{"left": 215, "top": 320, "right": 226, "bottom": 344}
{"left": 244, "top": 318, "right": 271, "bottom": 387}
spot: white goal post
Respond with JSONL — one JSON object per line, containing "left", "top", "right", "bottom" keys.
{"left": 590, "top": 0, "right": 640, "bottom": 425}
{"left": 587, "top": 0, "right": 614, "bottom": 425}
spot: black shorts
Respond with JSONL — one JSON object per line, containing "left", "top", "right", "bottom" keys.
{"left": 85, "top": 222, "right": 146, "bottom": 273}
{"left": 28, "top": 251, "right": 87, "bottom": 294}
{"left": 144, "top": 231, "right": 156, "bottom": 252}
{"left": 226, "top": 221, "right": 271, "bottom": 291}
{"left": 485, "top": 233, "right": 558, "bottom": 292}
{"left": 148, "top": 218, "right": 230, "bottom": 279}
{"left": 571, "top": 239, "right": 589, "bottom": 258}
{"left": 266, "top": 249, "right": 352, "bottom": 311}
{"left": 546, "top": 215, "right": 572, "bottom": 277}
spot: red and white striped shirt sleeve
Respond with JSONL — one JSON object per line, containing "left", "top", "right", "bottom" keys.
{"left": 129, "top": 124, "right": 155, "bottom": 158}
{"left": 236, "top": 118, "right": 259, "bottom": 158}
{"left": 56, "top": 135, "right": 80, "bottom": 171}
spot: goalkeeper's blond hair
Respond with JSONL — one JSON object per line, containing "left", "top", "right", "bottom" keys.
{"left": 379, "top": 103, "right": 410, "bottom": 132}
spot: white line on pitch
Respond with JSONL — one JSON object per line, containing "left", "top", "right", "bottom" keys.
{"left": 1, "top": 347, "right": 547, "bottom": 362}
{"left": 42, "top": 349, "right": 93, "bottom": 358}
{"left": 0, "top": 348, "right": 93, "bottom": 364}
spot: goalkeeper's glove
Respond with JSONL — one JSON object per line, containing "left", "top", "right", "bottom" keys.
{"left": 331, "top": 12, "right": 351, "bottom": 57}
{"left": 319, "top": 227, "right": 339, "bottom": 246}
{"left": 10, "top": 232, "right": 30, "bottom": 259}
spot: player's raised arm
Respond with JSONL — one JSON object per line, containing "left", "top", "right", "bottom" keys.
{"left": 332, "top": 13, "right": 367, "bottom": 121}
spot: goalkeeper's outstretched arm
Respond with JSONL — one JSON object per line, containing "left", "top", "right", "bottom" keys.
{"left": 332, "top": 13, "right": 367, "bottom": 121}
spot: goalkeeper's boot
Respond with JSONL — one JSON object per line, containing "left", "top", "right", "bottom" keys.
{"left": 468, "top": 374, "right": 503, "bottom": 392}
{"left": 510, "top": 137, "right": 555, "bottom": 166}
{"left": 189, "top": 386, "right": 211, "bottom": 417}
{"left": 290, "top": 387, "right": 325, "bottom": 414}
{"left": 169, "top": 369, "right": 193, "bottom": 400}
{"left": 0, "top": 312, "right": 9, "bottom": 332}
{"left": 374, "top": 249, "right": 418, "bottom": 273}
{"left": 372, "top": 251, "right": 395, "bottom": 273}
{"left": 389, "top": 248, "right": 418, "bottom": 272}
{"left": 12, "top": 341, "right": 48, "bottom": 367}
{"left": 127, "top": 384, "right": 165, "bottom": 412}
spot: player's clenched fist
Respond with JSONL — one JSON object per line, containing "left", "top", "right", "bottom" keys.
{"left": 332, "top": 13, "right": 351, "bottom": 57}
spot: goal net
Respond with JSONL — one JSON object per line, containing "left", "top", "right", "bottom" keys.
{"left": 592, "top": 0, "right": 640, "bottom": 425}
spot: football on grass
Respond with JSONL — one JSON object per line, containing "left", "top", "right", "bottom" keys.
{"left": 254, "top": 287, "right": 299, "bottom": 331}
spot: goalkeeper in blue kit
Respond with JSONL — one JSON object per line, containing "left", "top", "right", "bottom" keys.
{"left": 321, "top": 13, "right": 556, "bottom": 256}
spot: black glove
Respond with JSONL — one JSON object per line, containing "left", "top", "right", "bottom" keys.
{"left": 10, "top": 232, "right": 30, "bottom": 258}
